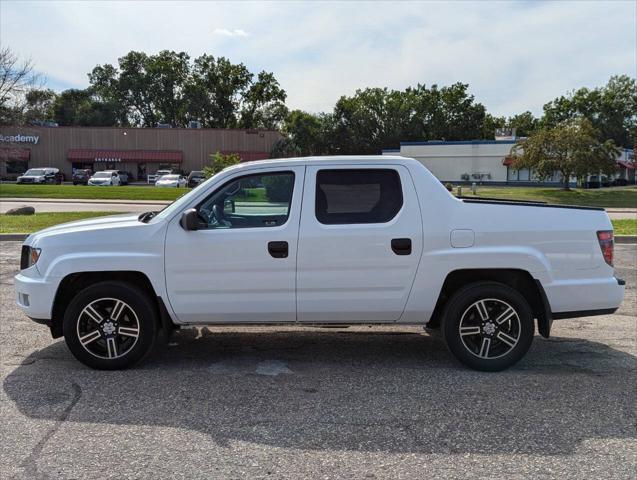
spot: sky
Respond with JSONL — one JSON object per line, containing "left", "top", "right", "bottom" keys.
{"left": 1, "top": 0, "right": 635, "bottom": 117}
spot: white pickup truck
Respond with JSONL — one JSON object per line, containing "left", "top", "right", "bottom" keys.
{"left": 15, "top": 156, "right": 625, "bottom": 371}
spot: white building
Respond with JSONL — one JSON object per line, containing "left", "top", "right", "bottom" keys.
{"left": 383, "top": 140, "right": 635, "bottom": 185}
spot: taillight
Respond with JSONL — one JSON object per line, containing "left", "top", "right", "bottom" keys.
{"left": 597, "top": 230, "right": 614, "bottom": 267}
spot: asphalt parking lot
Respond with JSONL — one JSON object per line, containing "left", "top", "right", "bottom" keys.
{"left": 1, "top": 242, "right": 635, "bottom": 479}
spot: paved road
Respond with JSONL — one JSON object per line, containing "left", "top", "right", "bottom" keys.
{"left": 1, "top": 243, "right": 635, "bottom": 479}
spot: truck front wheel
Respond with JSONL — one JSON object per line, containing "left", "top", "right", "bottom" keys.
{"left": 442, "top": 282, "right": 534, "bottom": 371}
{"left": 62, "top": 281, "right": 158, "bottom": 369}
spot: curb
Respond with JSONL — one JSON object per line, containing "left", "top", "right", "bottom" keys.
{"left": 1, "top": 198, "right": 171, "bottom": 205}
{"left": 615, "top": 236, "right": 637, "bottom": 244}
{"left": 0, "top": 234, "right": 28, "bottom": 241}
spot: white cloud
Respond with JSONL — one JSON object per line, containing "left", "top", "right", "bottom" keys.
{"left": 213, "top": 28, "right": 249, "bottom": 37}
{"left": 0, "top": 1, "right": 635, "bottom": 117}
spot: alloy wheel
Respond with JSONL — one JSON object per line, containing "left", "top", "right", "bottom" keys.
{"left": 76, "top": 297, "right": 140, "bottom": 359}
{"left": 458, "top": 298, "right": 521, "bottom": 359}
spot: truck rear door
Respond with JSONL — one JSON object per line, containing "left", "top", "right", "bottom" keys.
{"left": 297, "top": 165, "right": 423, "bottom": 323}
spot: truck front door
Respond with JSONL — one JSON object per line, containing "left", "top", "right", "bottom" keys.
{"left": 164, "top": 166, "right": 304, "bottom": 324}
{"left": 297, "top": 165, "right": 423, "bottom": 323}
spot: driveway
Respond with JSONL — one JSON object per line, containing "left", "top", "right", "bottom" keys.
{"left": 0, "top": 243, "right": 635, "bottom": 479}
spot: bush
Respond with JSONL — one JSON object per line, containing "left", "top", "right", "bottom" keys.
{"left": 444, "top": 182, "right": 453, "bottom": 191}
{"left": 262, "top": 174, "right": 294, "bottom": 202}
{"left": 203, "top": 152, "right": 241, "bottom": 178}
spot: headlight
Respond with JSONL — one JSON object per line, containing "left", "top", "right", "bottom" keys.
{"left": 20, "top": 246, "right": 41, "bottom": 270}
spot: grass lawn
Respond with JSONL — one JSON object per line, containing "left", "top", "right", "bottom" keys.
{"left": 0, "top": 212, "right": 115, "bottom": 234}
{"left": 0, "top": 184, "right": 188, "bottom": 201}
{"left": 2, "top": 211, "right": 635, "bottom": 236}
{"left": 460, "top": 185, "right": 637, "bottom": 208}
{"left": 612, "top": 219, "right": 637, "bottom": 236}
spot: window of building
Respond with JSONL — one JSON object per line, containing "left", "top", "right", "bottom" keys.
{"left": 6, "top": 160, "right": 28, "bottom": 174}
{"left": 315, "top": 169, "right": 403, "bottom": 225}
{"left": 197, "top": 171, "right": 294, "bottom": 229}
{"left": 518, "top": 168, "right": 530, "bottom": 181}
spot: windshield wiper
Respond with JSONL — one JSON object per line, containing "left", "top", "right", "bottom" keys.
{"left": 138, "top": 211, "right": 158, "bottom": 223}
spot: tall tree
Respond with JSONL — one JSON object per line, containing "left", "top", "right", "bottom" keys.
{"left": 239, "top": 71, "right": 288, "bottom": 129}
{"left": 412, "top": 83, "right": 487, "bottom": 141}
{"left": 185, "top": 54, "right": 252, "bottom": 128}
{"left": 0, "top": 46, "right": 39, "bottom": 125}
{"left": 52, "top": 88, "right": 119, "bottom": 126}
{"left": 542, "top": 75, "right": 637, "bottom": 147}
{"left": 511, "top": 118, "right": 620, "bottom": 190}
{"left": 23, "top": 88, "right": 56, "bottom": 124}
{"left": 507, "top": 111, "right": 539, "bottom": 137}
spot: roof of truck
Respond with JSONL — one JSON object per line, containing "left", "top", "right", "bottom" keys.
{"left": 230, "top": 155, "right": 416, "bottom": 171}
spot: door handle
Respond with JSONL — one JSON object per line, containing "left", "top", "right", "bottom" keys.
{"left": 268, "top": 241, "right": 288, "bottom": 258}
{"left": 391, "top": 238, "right": 412, "bottom": 255}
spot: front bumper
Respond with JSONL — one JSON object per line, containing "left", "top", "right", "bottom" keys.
{"left": 14, "top": 271, "right": 59, "bottom": 320}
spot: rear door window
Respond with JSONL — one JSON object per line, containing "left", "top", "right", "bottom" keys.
{"left": 315, "top": 169, "right": 403, "bottom": 224}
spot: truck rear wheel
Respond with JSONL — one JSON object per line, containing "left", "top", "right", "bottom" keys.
{"left": 442, "top": 282, "right": 534, "bottom": 371}
{"left": 63, "top": 281, "right": 157, "bottom": 370}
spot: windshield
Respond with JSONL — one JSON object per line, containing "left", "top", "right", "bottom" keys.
{"left": 25, "top": 169, "right": 46, "bottom": 176}
{"left": 93, "top": 172, "right": 110, "bottom": 178}
{"left": 161, "top": 175, "right": 180, "bottom": 180}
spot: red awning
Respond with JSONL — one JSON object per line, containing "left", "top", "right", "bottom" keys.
{"left": 617, "top": 160, "right": 635, "bottom": 170}
{"left": 502, "top": 156, "right": 514, "bottom": 166}
{"left": 68, "top": 149, "right": 182, "bottom": 163}
{"left": 0, "top": 148, "right": 30, "bottom": 160}
{"left": 221, "top": 151, "right": 271, "bottom": 162}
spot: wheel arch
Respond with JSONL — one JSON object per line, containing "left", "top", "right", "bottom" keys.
{"left": 50, "top": 271, "right": 174, "bottom": 339}
{"left": 428, "top": 268, "right": 552, "bottom": 338}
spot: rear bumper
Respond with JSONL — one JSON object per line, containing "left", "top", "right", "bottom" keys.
{"left": 14, "top": 272, "right": 58, "bottom": 320}
{"left": 544, "top": 276, "right": 625, "bottom": 317}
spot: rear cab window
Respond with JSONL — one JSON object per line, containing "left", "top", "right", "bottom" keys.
{"left": 315, "top": 169, "right": 403, "bottom": 224}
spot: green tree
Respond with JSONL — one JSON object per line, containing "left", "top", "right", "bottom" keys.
{"left": 508, "top": 111, "right": 539, "bottom": 137}
{"left": 185, "top": 54, "right": 252, "bottom": 128}
{"left": 90, "top": 50, "right": 287, "bottom": 129}
{"left": 542, "top": 75, "right": 637, "bottom": 147}
{"left": 203, "top": 151, "right": 242, "bottom": 178}
{"left": 270, "top": 137, "right": 302, "bottom": 158}
{"left": 239, "top": 71, "right": 288, "bottom": 129}
{"left": 24, "top": 88, "right": 56, "bottom": 124}
{"left": 282, "top": 110, "right": 335, "bottom": 155}
{"left": 410, "top": 83, "right": 486, "bottom": 141}
{"left": 262, "top": 174, "right": 294, "bottom": 202}
{"left": 481, "top": 113, "right": 506, "bottom": 139}
{"left": 90, "top": 50, "right": 190, "bottom": 127}
{"left": 511, "top": 118, "right": 620, "bottom": 190}
{"left": 52, "top": 89, "right": 119, "bottom": 126}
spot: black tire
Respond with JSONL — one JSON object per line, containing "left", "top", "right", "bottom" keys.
{"left": 63, "top": 281, "right": 158, "bottom": 370}
{"left": 442, "top": 282, "right": 534, "bottom": 372}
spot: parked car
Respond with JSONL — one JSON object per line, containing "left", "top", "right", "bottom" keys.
{"left": 147, "top": 169, "right": 173, "bottom": 183}
{"left": 117, "top": 171, "right": 130, "bottom": 185}
{"left": 586, "top": 175, "right": 611, "bottom": 189}
{"left": 72, "top": 169, "right": 93, "bottom": 185}
{"left": 14, "top": 156, "right": 625, "bottom": 371}
{"left": 612, "top": 178, "right": 628, "bottom": 186}
{"left": 16, "top": 168, "right": 63, "bottom": 184}
{"left": 187, "top": 170, "right": 206, "bottom": 188}
{"left": 155, "top": 174, "right": 187, "bottom": 188}
{"left": 88, "top": 170, "right": 121, "bottom": 186}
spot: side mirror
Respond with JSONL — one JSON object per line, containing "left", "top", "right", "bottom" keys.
{"left": 180, "top": 208, "right": 199, "bottom": 231}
